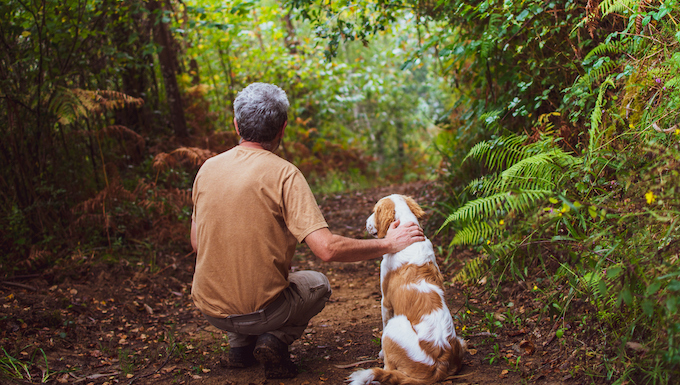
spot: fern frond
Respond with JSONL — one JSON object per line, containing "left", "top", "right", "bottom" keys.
{"left": 464, "top": 135, "right": 528, "bottom": 170}
{"left": 574, "top": 60, "right": 619, "bottom": 91}
{"left": 99, "top": 125, "right": 146, "bottom": 149}
{"left": 580, "top": 266, "right": 621, "bottom": 309}
{"left": 170, "top": 147, "right": 216, "bottom": 167}
{"left": 499, "top": 151, "right": 562, "bottom": 189}
{"left": 153, "top": 147, "right": 216, "bottom": 172}
{"left": 153, "top": 152, "right": 177, "bottom": 171}
{"left": 589, "top": 76, "right": 616, "bottom": 153}
{"left": 451, "top": 222, "right": 495, "bottom": 246}
{"left": 645, "top": 66, "right": 671, "bottom": 79}
{"left": 95, "top": 90, "right": 145, "bottom": 110}
{"left": 584, "top": 41, "right": 627, "bottom": 62}
{"left": 51, "top": 87, "right": 144, "bottom": 125}
{"left": 600, "top": 0, "right": 637, "bottom": 16}
{"left": 451, "top": 255, "right": 490, "bottom": 284}
{"left": 665, "top": 77, "right": 680, "bottom": 89}
{"left": 442, "top": 189, "right": 552, "bottom": 226}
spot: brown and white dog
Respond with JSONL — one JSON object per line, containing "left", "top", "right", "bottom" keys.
{"left": 348, "top": 194, "right": 465, "bottom": 385}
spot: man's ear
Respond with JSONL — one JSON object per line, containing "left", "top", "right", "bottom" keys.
{"left": 234, "top": 117, "right": 240, "bottom": 136}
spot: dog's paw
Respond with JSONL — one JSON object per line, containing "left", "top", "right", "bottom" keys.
{"left": 347, "top": 369, "right": 376, "bottom": 385}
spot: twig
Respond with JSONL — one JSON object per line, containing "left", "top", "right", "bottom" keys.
{"left": 72, "top": 371, "right": 120, "bottom": 383}
{"left": 334, "top": 359, "right": 379, "bottom": 369}
{"left": 466, "top": 331, "right": 496, "bottom": 338}
{"left": 445, "top": 372, "right": 475, "bottom": 380}
{"left": 1, "top": 281, "right": 37, "bottom": 291}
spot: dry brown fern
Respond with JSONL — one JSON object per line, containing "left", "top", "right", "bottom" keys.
{"left": 17, "top": 247, "right": 53, "bottom": 270}
{"left": 99, "top": 125, "right": 146, "bottom": 151}
{"left": 585, "top": 0, "right": 601, "bottom": 39}
{"left": 72, "top": 179, "right": 135, "bottom": 214}
{"left": 52, "top": 88, "right": 144, "bottom": 125}
{"left": 95, "top": 90, "right": 144, "bottom": 110}
{"left": 152, "top": 146, "right": 216, "bottom": 172}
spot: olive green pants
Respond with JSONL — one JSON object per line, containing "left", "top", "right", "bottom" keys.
{"left": 203, "top": 270, "right": 332, "bottom": 347}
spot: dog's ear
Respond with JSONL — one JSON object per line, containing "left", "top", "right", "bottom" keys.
{"left": 403, "top": 196, "right": 425, "bottom": 220}
{"left": 375, "top": 198, "right": 395, "bottom": 238}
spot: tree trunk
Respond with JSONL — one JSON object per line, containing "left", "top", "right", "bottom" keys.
{"left": 148, "top": 0, "right": 188, "bottom": 138}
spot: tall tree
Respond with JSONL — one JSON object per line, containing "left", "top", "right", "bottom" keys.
{"left": 149, "top": 0, "right": 188, "bottom": 138}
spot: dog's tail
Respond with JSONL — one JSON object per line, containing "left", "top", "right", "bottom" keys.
{"left": 347, "top": 337, "right": 467, "bottom": 385}
{"left": 347, "top": 367, "right": 425, "bottom": 385}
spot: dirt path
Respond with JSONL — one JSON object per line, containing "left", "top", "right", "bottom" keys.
{"left": 0, "top": 181, "right": 575, "bottom": 384}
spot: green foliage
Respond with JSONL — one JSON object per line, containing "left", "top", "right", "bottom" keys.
{"left": 436, "top": 0, "right": 680, "bottom": 379}
{"left": 440, "top": 134, "right": 581, "bottom": 247}
{"left": 451, "top": 254, "right": 489, "bottom": 284}
{"left": 1, "top": 346, "right": 64, "bottom": 382}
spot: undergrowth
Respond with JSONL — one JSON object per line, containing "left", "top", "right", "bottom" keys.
{"left": 440, "top": 1, "right": 680, "bottom": 383}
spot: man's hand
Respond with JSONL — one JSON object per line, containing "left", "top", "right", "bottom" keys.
{"left": 384, "top": 219, "right": 425, "bottom": 254}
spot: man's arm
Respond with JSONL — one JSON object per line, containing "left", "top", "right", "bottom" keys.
{"left": 304, "top": 220, "right": 425, "bottom": 263}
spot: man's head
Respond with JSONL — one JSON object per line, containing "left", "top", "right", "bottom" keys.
{"left": 233, "top": 83, "right": 289, "bottom": 150}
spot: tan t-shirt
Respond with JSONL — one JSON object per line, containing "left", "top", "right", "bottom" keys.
{"left": 191, "top": 146, "right": 328, "bottom": 318}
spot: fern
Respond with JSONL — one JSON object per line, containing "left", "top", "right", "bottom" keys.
{"left": 589, "top": 76, "right": 616, "bottom": 156}
{"left": 665, "top": 77, "right": 680, "bottom": 89}
{"left": 442, "top": 189, "right": 553, "bottom": 227}
{"left": 599, "top": 0, "right": 639, "bottom": 17}
{"left": 51, "top": 87, "right": 144, "bottom": 125}
{"left": 499, "top": 149, "right": 579, "bottom": 190}
{"left": 584, "top": 41, "right": 627, "bottom": 62}
{"left": 574, "top": 60, "right": 619, "bottom": 92}
{"left": 451, "top": 221, "right": 495, "bottom": 246}
{"left": 452, "top": 255, "right": 490, "bottom": 284}
{"left": 464, "top": 135, "right": 528, "bottom": 171}
{"left": 441, "top": 134, "right": 580, "bottom": 247}
{"left": 580, "top": 265, "right": 622, "bottom": 311}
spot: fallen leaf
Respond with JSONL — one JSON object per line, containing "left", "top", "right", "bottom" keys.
{"left": 625, "top": 341, "right": 648, "bottom": 353}
{"left": 519, "top": 339, "right": 536, "bottom": 355}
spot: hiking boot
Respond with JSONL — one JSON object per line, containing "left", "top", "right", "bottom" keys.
{"left": 221, "top": 343, "right": 256, "bottom": 368}
{"left": 253, "top": 333, "right": 297, "bottom": 379}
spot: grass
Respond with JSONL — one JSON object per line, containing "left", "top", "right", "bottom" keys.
{"left": 0, "top": 346, "right": 65, "bottom": 383}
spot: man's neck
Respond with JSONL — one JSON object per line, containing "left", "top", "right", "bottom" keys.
{"left": 239, "top": 140, "right": 266, "bottom": 150}
{"left": 239, "top": 138, "right": 280, "bottom": 152}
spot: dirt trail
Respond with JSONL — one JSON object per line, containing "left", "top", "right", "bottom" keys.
{"left": 191, "top": 181, "right": 524, "bottom": 384}
{"left": 0, "top": 181, "right": 574, "bottom": 384}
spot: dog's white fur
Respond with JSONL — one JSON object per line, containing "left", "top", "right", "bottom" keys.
{"left": 348, "top": 194, "right": 465, "bottom": 385}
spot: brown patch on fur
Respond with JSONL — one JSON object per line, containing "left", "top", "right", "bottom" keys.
{"left": 402, "top": 195, "right": 425, "bottom": 220}
{"left": 374, "top": 197, "right": 395, "bottom": 238}
{"left": 370, "top": 335, "right": 463, "bottom": 385}
{"left": 447, "top": 336, "right": 466, "bottom": 374}
{"left": 373, "top": 195, "right": 424, "bottom": 238}
{"left": 381, "top": 263, "right": 445, "bottom": 327}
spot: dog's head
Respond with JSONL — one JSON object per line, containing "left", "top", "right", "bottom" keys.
{"left": 366, "top": 194, "right": 425, "bottom": 238}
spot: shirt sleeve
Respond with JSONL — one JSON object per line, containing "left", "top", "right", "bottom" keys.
{"left": 281, "top": 170, "right": 329, "bottom": 243}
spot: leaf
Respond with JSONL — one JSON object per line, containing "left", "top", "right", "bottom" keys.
{"left": 646, "top": 280, "right": 663, "bottom": 297}
{"left": 620, "top": 287, "right": 632, "bottom": 306}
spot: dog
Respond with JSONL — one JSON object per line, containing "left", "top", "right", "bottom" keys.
{"left": 348, "top": 194, "right": 465, "bottom": 385}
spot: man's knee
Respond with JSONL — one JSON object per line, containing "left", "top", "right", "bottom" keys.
{"left": 287, "top": 270, "right": 332, "bottom": 308}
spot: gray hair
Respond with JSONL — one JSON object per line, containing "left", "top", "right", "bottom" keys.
{"left": 233, "top": 83, "right": 289, "bottom": 145}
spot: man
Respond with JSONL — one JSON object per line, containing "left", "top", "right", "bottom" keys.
{"left": 190, "top": 83, "right": 424, "bottom": 379}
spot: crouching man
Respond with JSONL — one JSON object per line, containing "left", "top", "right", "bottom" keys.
{"left": 190, "top": 82, "right": 424, "bottom": 379}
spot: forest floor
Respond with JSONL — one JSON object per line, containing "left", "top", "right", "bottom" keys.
{"left": 1, "top": 181, "right": 597, "bottom": 384}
